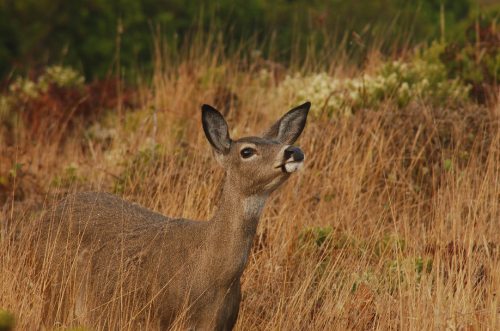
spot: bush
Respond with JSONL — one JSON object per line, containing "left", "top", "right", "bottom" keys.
{"left": 0, "top": 310, "right": 15, "bottom": 331}
{"left": 1, "top": 66, "right": 134, "bottom": 143}
{"left": 440, "top": 22, "right": 500, "bottom": 105}
{"left": 276, "top": 42, "right": 472, "bottom": 118}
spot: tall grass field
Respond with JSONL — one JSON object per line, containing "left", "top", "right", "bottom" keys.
{"left": 0, "top": 29, "right": 499, "bottom": 330}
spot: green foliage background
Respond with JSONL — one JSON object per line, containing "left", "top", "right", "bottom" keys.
{"left": 0, "top": 0, "right": 497, "bottom": 80}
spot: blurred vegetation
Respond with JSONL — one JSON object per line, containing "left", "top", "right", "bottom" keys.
{"left": 0, "top": 310, "right": 15, "bottom": 331}
{"left": 0, "top": 0, "right": 498, "bottom": 80}
{"left": 0, "top": 3, "right": 499, "bottom": 328}
{"left": 277, "top": 42, "right": 472, "bottom": 117}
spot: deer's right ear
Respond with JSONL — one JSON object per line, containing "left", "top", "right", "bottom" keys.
{"left": 202, "top": 104, "right": 231, "bottom": 154}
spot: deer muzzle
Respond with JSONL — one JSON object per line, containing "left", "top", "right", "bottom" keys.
{"left": 280, "top": 146, "right": 305, "bottom": 173}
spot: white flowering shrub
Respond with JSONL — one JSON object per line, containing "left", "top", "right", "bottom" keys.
{"left": 277, "top": 45, "right": 472, "bottom": 117}
{"left": 8, "top": 66, "right": 85, "bottom": 98}
{"left": 40, "top": 66, "right": 85, "bottom": 90}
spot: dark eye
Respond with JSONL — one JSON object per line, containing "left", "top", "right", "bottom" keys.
{"left": 240, "top": 148, "right": 256, "bottom": 159}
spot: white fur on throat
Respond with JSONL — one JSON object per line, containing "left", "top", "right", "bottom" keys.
{"left": 243, "top": 196, "right": 268, "bottom": 219}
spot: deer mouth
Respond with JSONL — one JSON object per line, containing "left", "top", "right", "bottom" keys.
{"left": 278, "top": 160, "right": 304, "bottom": 173}
{"left": 275, "top": 146, "right": 306, "bottom": 173}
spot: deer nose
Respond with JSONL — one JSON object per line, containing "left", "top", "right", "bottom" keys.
{"left": 284, "top": 146, "right": 305, "bottom": 162}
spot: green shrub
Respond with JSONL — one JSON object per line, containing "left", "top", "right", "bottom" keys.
{"left": 276, "top": 42, "right": 471, "bottom": 118}
{"left": 439, "top": 21, "right": 500, "bottom": 104}
{"left": 8, "top": 66, "right": 85, "bottom": 98}
{"left": 0, "top": 310, "right": 15, "bottom": 331}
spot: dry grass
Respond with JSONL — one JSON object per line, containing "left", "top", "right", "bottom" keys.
{"left": 1, "top": 35, "right": 500, "bottom": 330}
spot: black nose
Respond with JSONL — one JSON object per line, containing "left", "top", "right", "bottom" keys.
{"left": 284, "top": 146, "right": 305, "bottom": 161}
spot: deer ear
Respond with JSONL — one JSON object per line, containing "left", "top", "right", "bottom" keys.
{"left": 261, "top": 102, "right": 310, "bottom": 145}
{"left": 202, "top": 104, "right": 231, "bottom": 154}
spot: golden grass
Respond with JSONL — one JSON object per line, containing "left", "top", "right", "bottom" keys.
{"left": 1, "top": 37, "right": 500, "bottom": 330}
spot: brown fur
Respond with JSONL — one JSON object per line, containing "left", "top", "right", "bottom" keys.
{"left": 32, "top": 102, "right": 310, "bottom": 330}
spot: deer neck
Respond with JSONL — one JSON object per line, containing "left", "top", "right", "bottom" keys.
{"left": 207, "top": 179, "right": 268, "bottom": 277}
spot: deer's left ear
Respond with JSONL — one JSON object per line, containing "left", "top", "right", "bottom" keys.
{"left": 261, "top": 102, "right": 310, "bottom": 145}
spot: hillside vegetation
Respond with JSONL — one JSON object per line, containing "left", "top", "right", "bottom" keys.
{"left": 1, "top": 0, "right": 497, "bottom": 79}
{"left": 0, "top": 24, "right": 500, "bottom": 330}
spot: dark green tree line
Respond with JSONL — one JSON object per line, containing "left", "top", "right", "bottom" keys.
{"left": 0, "top": 0, "right": 493, "bottom": 80}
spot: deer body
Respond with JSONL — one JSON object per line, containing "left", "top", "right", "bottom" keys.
{"left": 34, "top": 102, "right": 310, "bottom": 330}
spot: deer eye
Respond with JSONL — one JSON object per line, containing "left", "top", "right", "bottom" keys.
{"left": 240, "top": 148, "right": 256, "bottom": 159}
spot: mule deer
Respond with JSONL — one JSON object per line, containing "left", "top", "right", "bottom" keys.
{"left": 33, "top": 102, "right": 310, "bottom": 330}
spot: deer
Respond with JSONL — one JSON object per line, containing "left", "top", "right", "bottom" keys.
{"left": 32, "top": 102, "right": 310, "bottom": 330}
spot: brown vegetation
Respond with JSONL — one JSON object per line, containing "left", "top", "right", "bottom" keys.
{"left": 0, "top": 41, "right": 499, "bottom": 330}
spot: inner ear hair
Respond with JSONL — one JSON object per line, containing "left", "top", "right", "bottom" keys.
{"left": 261, "top": 102, "right": 310, "bottom": 145}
